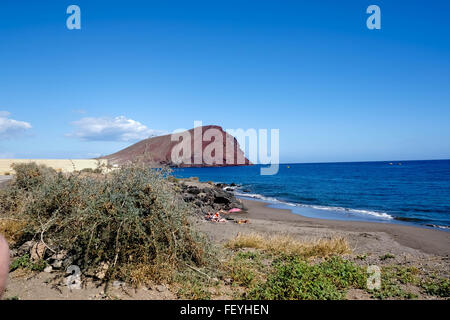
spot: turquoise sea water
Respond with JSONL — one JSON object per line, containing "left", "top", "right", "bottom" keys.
{"left": 174, "top": 160, "right": 450, "bottom": 231}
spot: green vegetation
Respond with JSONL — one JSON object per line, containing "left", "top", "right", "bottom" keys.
{"left": 226, "top": 251, "right": 265, "bottom": 287}
{"left": 9, "top": 254, "right": 47, "bottom": 272}
{"left": 395, "top": 266, "right": 420, "bottom": 285}
{"left": 223, "top": 234, "right": 448, "bottom": 300}
{"left": 247, "top": 256, "right": 366, "bottom": 300}
{"left": 356, "top": 254, "right": 368, "bottom": 260}
{"left": 225, "top": 235, "right": 366, "bottom": 300}
{"left": 421, "top": 277, "right": 450, "bottom": 297}
{"left": 369, "top": 266, "right": 418, "bottom": 299}
{"left": 379, "top": 253, "right": 395, "bottom": 261}
{"left": 78, "top": 167, "right": 103, "bottom": 174}
{"left": 176, "top": 272, "right": 214, "bottom": 300}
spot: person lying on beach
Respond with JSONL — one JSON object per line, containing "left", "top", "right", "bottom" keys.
{"left": 204, "top": 212, "right": 227, "bottom": 223}
{"left": 0, "top": 234, "right": 10, "bottom": 299}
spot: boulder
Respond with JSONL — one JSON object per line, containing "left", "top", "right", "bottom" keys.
{"left": 187, "top": 186, "right": 201, "bottom": 195}
{"left": 30, "top": 242, "right": 46, "bottom": 261}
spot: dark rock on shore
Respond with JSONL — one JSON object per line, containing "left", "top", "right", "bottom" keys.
{"left": 176, "top": 180, "right": 246, "bottom": 215}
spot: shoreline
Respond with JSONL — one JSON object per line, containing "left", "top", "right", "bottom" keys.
{"left": 235, "top": 194, "right": 450, "bottom": 232}
{"left": 235, "top": 199, "right": 449, "bottom": 256}
{"left": 236, "top": 194, "right": 450, "bottom": 232}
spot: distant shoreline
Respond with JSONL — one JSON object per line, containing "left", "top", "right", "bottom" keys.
{"left": 238, "top": 199, "right": 450, "bottom": 256}
{"left": 235, "top": 193, "right": 450, "bottom": 232}
{"left": 174, "top": 160, "right": 450, "bottom": 232}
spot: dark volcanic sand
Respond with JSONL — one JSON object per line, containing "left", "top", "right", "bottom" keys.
{"left": 197, "top": 199, "right": 450, "bottom": 257}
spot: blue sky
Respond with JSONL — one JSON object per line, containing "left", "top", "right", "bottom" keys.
{"left": 0, "top": 0, "right": 449, "bottom": 163}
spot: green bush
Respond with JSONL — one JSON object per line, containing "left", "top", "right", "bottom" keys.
{"left": 11, "top": 162, "right": 56, "bottom": 191}
{"left": 79, "top": 168, "right": 103, "bottom": 174}
{"left": 421, "top": 278, "right": 450, "bottom": 297}
{"left": 1, "top": 163, "right": 212, "bottom": 285}
{"left": 248, "top": 256, "right": 366, "bottom": 300}
{"left": 379, "top": 253, "right": 395, "bottom": 261}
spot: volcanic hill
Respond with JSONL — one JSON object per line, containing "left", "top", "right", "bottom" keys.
{"left": 100, "top": 125, "right": 252, "bottom": 167}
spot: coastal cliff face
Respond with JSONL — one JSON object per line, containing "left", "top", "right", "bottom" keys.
{"left": 100, "top": 125, "right": 252, "bottom": 167}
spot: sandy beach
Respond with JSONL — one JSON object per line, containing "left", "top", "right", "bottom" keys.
{"left": 197, "top": 199, "right": 450, "bottom": 258}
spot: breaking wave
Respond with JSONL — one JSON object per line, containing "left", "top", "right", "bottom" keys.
{"left": 234, "top": 191, "right": 394, "bottom": 220}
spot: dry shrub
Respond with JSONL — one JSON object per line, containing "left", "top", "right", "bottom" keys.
{"left": 0, "top": 218, "right": 27, "bottom": 244}
{"left": 0, "top": 162, "right": 213, "bottom": 285}
{"left": 226, "top": 233, "right": 351, "bottom": 258}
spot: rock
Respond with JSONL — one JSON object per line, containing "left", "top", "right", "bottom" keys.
{"left": 30, "top": 242, "right": 46, "bottom": 261}
{"left": 62, "top": 256, "right": 75, "bottom": 269}
{"left": 194, "top": 200, "right": 203, "bottom": 207}
{"left": 96, "top": 262, "right": 109, "bottom": 280}
{"left": 187, "top": 186, "right": 201, "bottom": 195}
{"left": 44, "top": 265, "right": 53, "bottom": 273}
{"left": 9, "top": 249, "right": 17, "bottom": 258}
{"left": 180, "top": 180, "right": 245, "bottom": 215}
{"left": 183, "top": 193, "right": 195, "bottom": 202}
{"left": 229, "top": 199, "right": 246, "bottom": 210}
{"left": 112, "top": 280, "right": 124, "bottom": 288}
{"left": 213, "top": 190, "right": 232, "bottom": 204}
{"left": 49, "top": 250, "right": 68, "bottom": 269}
{"left": 155, "top": 284, "right": 167, "bottom": 292}
{"left": 51, "top": 251, "right": 68, "bottom": 261}
{"left": 18, "top": 240, "right": 35, "bottom": 256}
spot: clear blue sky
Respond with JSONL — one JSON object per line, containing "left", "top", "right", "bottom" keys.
{"left": 0, "top": 0, "right": 449, "bottom": 163}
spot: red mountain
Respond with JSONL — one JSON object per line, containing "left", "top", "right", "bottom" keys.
{"left": 100, "top": 125, "right": 252, "bottom": 167}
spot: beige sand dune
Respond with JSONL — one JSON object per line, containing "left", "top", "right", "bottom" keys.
{"left": 0, "top": 159, "right": 108, "bottom": 175}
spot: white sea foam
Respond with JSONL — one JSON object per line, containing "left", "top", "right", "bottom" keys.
{"left": 426, "top": 224, "right": 450, "bottom": 230}
{"left": 234, "top": 191, "right": 394, "bottom": 220}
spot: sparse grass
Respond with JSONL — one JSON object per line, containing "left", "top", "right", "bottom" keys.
{"left": 177, "top": 281, "right": 212, "bottom": 300}
{"left": 225, "top": 251, "right": 266, "bottom": 287}
{"left": 226, "top": 233, "right": 351, "bottom": 258}
{"left": 379, "top": 253, "right": 395, "bottom": 261}
{"left": 175, "top": 272, "right": 214, "bottom": 300}
{"left": 167, "top": 176, "right": 180, "bottom": 183}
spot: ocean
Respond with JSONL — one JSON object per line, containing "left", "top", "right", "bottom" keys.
{"left": 173, "top": 160, "right": 450, "bottom": 231}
